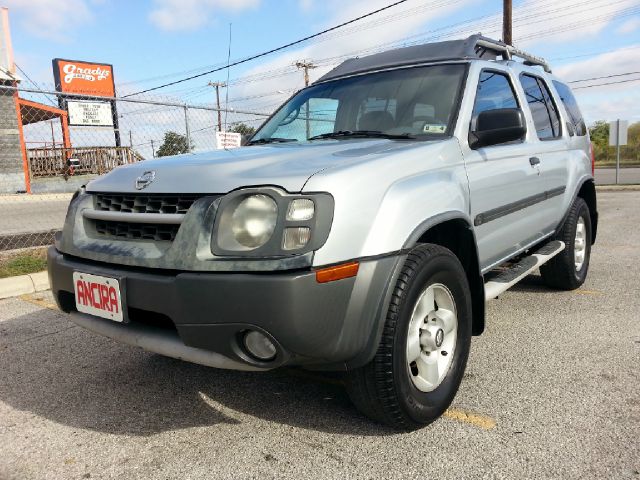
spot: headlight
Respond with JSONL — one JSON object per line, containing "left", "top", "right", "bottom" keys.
{"left": 211, "top": 188, "right": 334, "bottom": 257}
{"left": 218, "top": 194, "right": 278, "bottom": 251}
{"left": 231, "top": 195, "right": 278, "bottom": 248}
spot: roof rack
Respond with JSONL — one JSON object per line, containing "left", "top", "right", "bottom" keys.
{"left": 317, "top": 34, "right": 551, "bottom": 83}
{"left": 474, "top": 36, "right": 551, "bottom": 73}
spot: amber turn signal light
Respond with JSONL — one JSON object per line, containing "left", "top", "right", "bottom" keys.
{"left": 315, "top": 261, "right": 359, "bottom": 283}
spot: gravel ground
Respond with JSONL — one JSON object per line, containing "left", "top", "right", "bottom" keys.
{"left": 0, "top": 191, "right": 638, "bottom": 479}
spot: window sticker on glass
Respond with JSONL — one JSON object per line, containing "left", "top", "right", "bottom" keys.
{"left": 423, "top": 124, "right": 447, "bottom": 133}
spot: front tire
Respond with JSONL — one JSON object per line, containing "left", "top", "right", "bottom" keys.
{"left": 346, "top": 244, "right": 472, "bottom": 430}
{"left": 540, "top": 197, "right": 592, "bottom": 290}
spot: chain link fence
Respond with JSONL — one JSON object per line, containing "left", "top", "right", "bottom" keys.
{"left": 0, "top": 83, "right": 271, "bottom": 252}
{"left": 1, "top": 80, "right": 638, "bottom": 258}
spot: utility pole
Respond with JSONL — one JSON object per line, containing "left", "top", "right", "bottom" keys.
{"left": 295, "top": 60, "right": 316, "bottom": 87}
{"left": 295, "top": 61, "right": 317, "bottom": 139}
{"left": 503, "top": 0, "right": 512, "bottom": 45}
{"left": 50, "top": 120, "right": 56, "bottom": 149}
{"left": 150, "top": 139, "right": 155, "bottom": 158}
{"left": 129, "top": 130, "right": 133, "bottom": 147}
{"left": 208, "top": 81, "right": 227, "bottom": 131}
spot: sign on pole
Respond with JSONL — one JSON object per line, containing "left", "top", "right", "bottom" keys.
{"left": 609, "top": 120, "right": 628, "bottom": 146}
{"left": 609, "top": 119, "right": 628, "bottom": 185}
{"left": 52, "top": 58, "right": 121, "bottom": 146}
{"left": 67, "top": 100, "right": 113, "bottom": 127}
{"left": 52, "top": 59, "right": 115, "bottom": 97}
{"left": 216, "top": 131, "right": 242, "bottom": 149}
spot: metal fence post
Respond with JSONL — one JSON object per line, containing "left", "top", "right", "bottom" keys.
{"left": 183, "top": 105, "right": 191, "bottom": 152}
{"left": 615, "top": 119, "right": 620, "bottom": 185}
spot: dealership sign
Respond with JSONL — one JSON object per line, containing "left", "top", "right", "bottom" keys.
{"left": 52, "top": 58, "right": 121, "bottom": 142}
{"left": 67, "top": 101, "right": 113, "bottom": 127}
{"left": 52, "top": 58, "right": 115, "bottom": 97}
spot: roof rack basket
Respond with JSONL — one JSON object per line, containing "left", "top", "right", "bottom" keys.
{"left": 474, "top": 35, "right": 551, "bottom": 73}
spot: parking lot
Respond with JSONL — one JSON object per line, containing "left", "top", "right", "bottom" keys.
{"left": 0, "top": 190, "right": 638, "bottom": 479}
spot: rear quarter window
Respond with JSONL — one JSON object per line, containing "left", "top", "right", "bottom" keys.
{"left": 520, "top": 74, "right": 562, "bottom": 140}
{"left": 552, "top": 81, "right": 587, "bottom": 136}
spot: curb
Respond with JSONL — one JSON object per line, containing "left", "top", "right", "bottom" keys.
{"left": 0, "top": 271, "right": 50, "bottom": 300}
{"left": 596, "top": 185, "right": 640, "bottom": 191}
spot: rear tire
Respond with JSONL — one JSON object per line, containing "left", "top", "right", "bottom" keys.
{"left": 346, "top": 244, "right": 472, "bottom": 430}
{"left": 541, "top": 197, "right": 592, "bottom": 290}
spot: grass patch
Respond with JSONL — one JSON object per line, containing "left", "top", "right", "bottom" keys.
{"left": 0, "top": 247, "right": 48, "bottom": 279}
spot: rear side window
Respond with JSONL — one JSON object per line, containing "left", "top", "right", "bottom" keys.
{"left": 520, "top": 74, "right": 561, "bottom": 140}
{"left": 472, "top": 70, "right": 519, "bottom": 118}
{"left": 553, "top": 81, "right": 587, "bottom": 136}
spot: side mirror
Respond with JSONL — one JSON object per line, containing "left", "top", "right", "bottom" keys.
{"left": 471, "top": 108, "right": 526, "bottom": 149}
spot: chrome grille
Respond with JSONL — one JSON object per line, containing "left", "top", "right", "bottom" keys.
{"left": 94, "top": 193, "right": 202, "bottom": 215}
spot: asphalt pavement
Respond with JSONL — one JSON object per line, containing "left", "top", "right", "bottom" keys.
{"left": 0, "top": 191, "right": 638, "bottom": 479}
{"left": 0, "top": 193, "right": 72, "bottom": 236}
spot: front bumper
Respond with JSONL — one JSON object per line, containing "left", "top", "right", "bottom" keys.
{"left": 48, "top": 247, "right": 402, "bottom": 371}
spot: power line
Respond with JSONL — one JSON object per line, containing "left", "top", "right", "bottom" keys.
{"left": 130, "top": 0, "right": 615, "bottom": 102}
{"left": 573, "top": 77, "right": 640, "bottom": 90}
{"left": 568, "top": 71, "right": 640, "bottom": 83}
{"left": 120, "top": 1, "right": 636, "bottom": 111}
{"left": 14, "top": 63, "right": 58, "bottom": 107}
{"left": 550, "top": 45, "right": 640, "bottom": 61}
{"left": 119, "top": 0, "right": 455, "bottom": 90}
{"left": 122, "top": 0, "right": 410, "bottom": 97}
{"left": 517, "top": 5, "right": 640, "bottom": 42}
{"left": 117, "top": 0, "right": 628, "bottom": 102}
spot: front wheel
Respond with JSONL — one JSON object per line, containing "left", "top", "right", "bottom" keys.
{"left": 540, "top": 197, "right": 592, "bottom": 290}
{"left": 346, "top": 244, "right": 472, "bottom": 430}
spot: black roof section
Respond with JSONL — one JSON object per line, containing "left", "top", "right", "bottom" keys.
{"left": 316, "top": 34, "right": 550, "bottom": 83}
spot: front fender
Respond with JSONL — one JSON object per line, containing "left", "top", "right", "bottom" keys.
{"left": 305, "top": 139, "right": 469, "bottom": 266}
{"left": 361, "top": 171, "right": 471, "bottom": 257}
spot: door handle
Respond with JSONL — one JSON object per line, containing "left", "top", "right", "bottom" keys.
{"left": 529, "top": 157, "right": 541, "bottom": 166}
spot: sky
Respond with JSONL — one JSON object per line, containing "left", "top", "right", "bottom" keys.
{"left": 3, "top": 0, "right": 640, "bottom": 154}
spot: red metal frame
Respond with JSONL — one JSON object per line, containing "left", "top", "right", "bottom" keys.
{"left": 14, "top": 94, "right": 71, "bottom": 193}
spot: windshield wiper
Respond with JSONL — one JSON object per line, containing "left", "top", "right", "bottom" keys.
{"left": 247, "top": 137, "right": 298, "bottom": 145}
{"left": 308, "top": 130, "right": 416, "bottom": 141}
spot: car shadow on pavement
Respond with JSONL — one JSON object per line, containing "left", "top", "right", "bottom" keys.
{"left": 0, "top": 309, "right": 393, "bottom": 437}
{"left": 507, "top": 273, "right": 551, "bottom": 293}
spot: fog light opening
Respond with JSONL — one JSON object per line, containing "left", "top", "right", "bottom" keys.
{"left": 243, "top": 330, "right": 277, "bottom": 361}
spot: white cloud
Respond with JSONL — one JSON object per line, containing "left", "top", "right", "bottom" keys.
{"left": 298, "top": 0, "right": 314, "bottom": 12}
{"left": 555, "top": 45, "right": 640, "bottom": 81}
{"left": 515, "top": 0, "right": 639, "bottom": 47}
{"left": 149, "top": 0, "right": 260, "bottom": 32}
{"left": 2, "top": 0, "right": 93, "bottom": 42}
{"left": 554, "top": 46, "right": 640, "bottom": 123}
{"left": 617, "top": 16, "right": 640, "bottom": 35}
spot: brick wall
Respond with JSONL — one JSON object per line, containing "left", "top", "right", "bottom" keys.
{"left": 0, "top": 82, "right": 26, "bottom": 193}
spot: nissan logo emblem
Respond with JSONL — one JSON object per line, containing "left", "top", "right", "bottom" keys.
{"left": 135, "top": 170, "right": 156, "bottom": 190}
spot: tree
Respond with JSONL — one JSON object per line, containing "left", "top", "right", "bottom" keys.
{"left": 589, "top": 121, "right": 609, "bottom": 149}
{"left": 156, "top": 131, "right": 193, "bottom": 157}
{"left": 230, "top": 122, "right": 256, "bottom": 136}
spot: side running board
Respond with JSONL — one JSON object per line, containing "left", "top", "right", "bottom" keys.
{"left": 484, "top": 240, "right": 565, "bottom": 301}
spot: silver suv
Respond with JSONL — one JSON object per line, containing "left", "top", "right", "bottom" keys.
{"left": 48, "top": 35, "right": 597, "bottom": 430}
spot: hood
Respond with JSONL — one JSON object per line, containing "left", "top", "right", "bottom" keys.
{"left": 86, "top": 139, "right": 436, "bottom": 194}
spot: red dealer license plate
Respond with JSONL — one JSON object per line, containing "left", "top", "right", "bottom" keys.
{"left": 73, "top": 272, "right": 124, "bottom": 322}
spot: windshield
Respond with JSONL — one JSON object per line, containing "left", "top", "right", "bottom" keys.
{"left": 251, "top": 63, "right": 466, "bottom": 143}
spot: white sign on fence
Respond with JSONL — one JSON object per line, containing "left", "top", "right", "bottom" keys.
{"left": 216, "top": 131, "right": 242, "bottom": 149}
{"left": 609, "top": 120, "right": 628, "bottom": 146}
{"left": 67, "top": 100, "right": 113, "bottom": 127}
